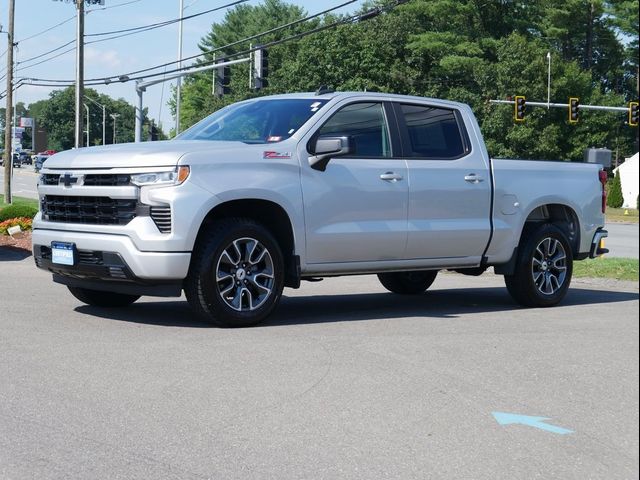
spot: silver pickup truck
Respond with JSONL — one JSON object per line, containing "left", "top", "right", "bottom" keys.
{"left": 33, "top": 92, "right": 608, "bottom": 327}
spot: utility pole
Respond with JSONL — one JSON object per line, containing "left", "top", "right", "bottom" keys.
{"left": 3, "top": 0, "right": 15, "bottom": 204}
{"left": 75, "top": 0, "right": 85, "bottom": 149}
{"left": 175, "top": 0, "right": 185, "bottom": 136}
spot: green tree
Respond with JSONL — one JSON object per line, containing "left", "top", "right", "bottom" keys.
{"left": 173, "top": 0, "right": 307, "bottom": 130}
{"left": 607, "top": 170, "right": 624, "bottom": 207}
{"left": 177, "top": 0, "right": 639, "bottom": 161}
{"left": 28, "top": 87, "right": 152, "bottom": 150}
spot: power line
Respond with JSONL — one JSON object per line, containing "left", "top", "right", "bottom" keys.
{"left": 2, "top": 0, "right": 145, "bottom": 78}
{"left": 86, "top": 0, "right": 247, "bottom": 37}
{"left": 16, "top": 15, "right": 75, "bottom": 44}
{"left": 3, "top": 1, "right": 399, "bottom": 100}
{"left": 20, "top": 0, "right": 361, "bottom": 85}
{"left": 15, "top": 0, "right": 248, "bottom": 70}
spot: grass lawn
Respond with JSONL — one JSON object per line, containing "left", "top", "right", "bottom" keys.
{"left": 574, "top": 257, "right": 639, "bottom": 281}
{"left": 0, "top": 195, "right": 39, "bottom": 210}
{"left": 606, "top": 207, "right": 638, "bottom": 223}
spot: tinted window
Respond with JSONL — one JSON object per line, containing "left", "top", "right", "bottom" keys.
{"left": 400, "top": 104, "right": 465, "bottom": 159}
{"left": 178, "top": 99, "right": 328, "bottom": 144}
{"left": 317, "top": 102, "right": 392, "bottom": 157}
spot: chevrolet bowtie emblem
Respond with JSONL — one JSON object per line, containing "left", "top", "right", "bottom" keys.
{"left": 61, "top": 173, "right": 78, "bottom": 187}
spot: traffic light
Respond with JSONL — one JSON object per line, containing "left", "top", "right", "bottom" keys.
{"left": 569, "top": 97, "right": 579, "bottom": 123}
{"left": 252, "top": 47, "right": 269, "bottom": 90}
{"left": 150, "top": 123, "right": 158, "bottom": 141}
{"left": 213, "top": 59, "right": 231, "bottom": 97}
{"left": 629, "top": 101, "right": 639, "bottom": 127}
{"left": 514, "top": 96, "right": 525, "bottom": 122}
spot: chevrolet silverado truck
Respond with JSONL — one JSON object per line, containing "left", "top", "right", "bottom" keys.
{"left": 33, "top": 92, "right": 609, "bottom": 327}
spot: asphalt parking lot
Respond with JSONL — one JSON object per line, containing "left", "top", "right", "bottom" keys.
{"left": 1, "top": 250, "right": 638, "bottom": 479}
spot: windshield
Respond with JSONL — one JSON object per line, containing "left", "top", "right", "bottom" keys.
{"left": 177, "top": 98, "right": 328, "bottom": 144}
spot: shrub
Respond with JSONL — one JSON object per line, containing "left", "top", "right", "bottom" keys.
{"left": 0, "top": 217, "right": 33, "bottom": 235}
{"left": 0, "top": 204, "right": 38, "bottom": 222}
{"left": 607, "top": 170, "right": 624, "bottom": 208}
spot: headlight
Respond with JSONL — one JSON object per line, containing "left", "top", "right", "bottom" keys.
{"left": 130, "top": 166, "right": 190, "bottom": 187}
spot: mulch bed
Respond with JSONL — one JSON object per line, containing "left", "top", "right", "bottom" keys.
{"left": 0, "top": 231, "right": 33, "bottom": 254}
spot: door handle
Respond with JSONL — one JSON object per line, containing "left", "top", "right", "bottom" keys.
{"left": 464, "top": 174, "right": 484, "bottom": 183}
{"left": 380, "top": 172, "right": 403, "bottom": 182}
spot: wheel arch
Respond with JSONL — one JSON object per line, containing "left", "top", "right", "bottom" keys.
{"left": 521, "top": 203, "right": 581, "bottom": 257}
{"left": 496, "top": 203, "right": 580, "bottom": 276}
{"left": 193, "top": 198, "right": 299, "bottom": 287}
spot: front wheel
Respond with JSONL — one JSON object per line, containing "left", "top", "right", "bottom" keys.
{"left": 67, "top": 287, "right": 140, "bottom": 307}
{"left": 378, "top": 270, "right": 438, "bottom": 295}
{"left": 504, "top": 223, "right": 573, "bottom": 307}
{"left": 185, "top": 218, "right": 284, "bottom": 328}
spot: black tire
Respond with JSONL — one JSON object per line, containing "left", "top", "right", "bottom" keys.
{"left": 377, "top": 270, "right": 438, "bottom": 294}
{"left": 504, "top": 223, "right": 573, "bottom": 307}
{"left": 67, "top": 287, "right": 140, "bottom": 307}
{"left": 184, "top": 218, "right": 284, "bottom": 328}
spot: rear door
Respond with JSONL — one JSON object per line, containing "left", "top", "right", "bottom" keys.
{"left": 299, "top": 101, "right": 409, "bottom": 264}
{"left": 395, "top": 102, "right": 492, "bottom": 262}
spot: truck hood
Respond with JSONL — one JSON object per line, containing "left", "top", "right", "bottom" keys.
{"left": 43, "top": 140, "right": 246, "bottom": 169}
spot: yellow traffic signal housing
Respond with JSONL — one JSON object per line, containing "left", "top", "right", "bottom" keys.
{"left": 569, "top": 97, "right": 579, "bottom": 123}
{"left": 629, "top": 101, "right": 639, "bottom": 127}
{"left": 514, "top": 96, "right": 526, "bottom": 122}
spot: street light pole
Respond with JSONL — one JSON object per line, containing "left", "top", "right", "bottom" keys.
{"left": 84, "top": 103, "right": 90, "bottom": 146}
{"left": 74, "top": 0, "right": 85, "bottom": 149}
{"left": 86, "top": 95, "right": 106, "bottom": 145}
{"left": 110, "top": 113, "right": 120, "bottom": 144}
{"left": 546, "top": 52, "right": 551, "bottom": 109}
{"left": 3, "top": 0, "right": 15, "bottom": 205}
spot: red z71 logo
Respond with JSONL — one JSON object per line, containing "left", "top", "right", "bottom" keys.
{"left": 263, "top": 151, "right": 292, "bottom": 159}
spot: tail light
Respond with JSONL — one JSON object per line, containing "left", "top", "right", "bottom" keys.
{"left": 598, "top": 170, "right": 607, "bottom": 214}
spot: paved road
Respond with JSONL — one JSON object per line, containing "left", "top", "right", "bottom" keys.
{"left": 1, "top": 250, "right": 637, "bottom": 479}
{"left": 606, "top": 222, "right": 639, "bottom": 258}
{"left": 0, "top": 165, "right": 39, "bottom": 200}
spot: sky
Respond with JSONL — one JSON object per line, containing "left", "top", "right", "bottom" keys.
{"left": 1, "top": 0, "right": 365, "bottom": 133}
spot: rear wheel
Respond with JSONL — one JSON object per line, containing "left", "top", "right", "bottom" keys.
{"left": 67, "top": 287, "right": 140, "bottom": 307}
{"left": 378, "top": 270, "right": 438, "bottom": 294}
{"left": 185, "top": 218, "right": 284, "bottom": 328}
{"left": 504, "top": 223, "right": 573, "bottom": 307}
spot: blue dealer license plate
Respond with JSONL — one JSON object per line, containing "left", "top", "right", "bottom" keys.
{"left": 51, "top": 242, "right": 75, "bottom": 266}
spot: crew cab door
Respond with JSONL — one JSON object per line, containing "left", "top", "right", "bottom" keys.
{"left": 299, "top": 101, "right": 408, "bottom": 264}
{"left": 394, "top": 102, "right": 492, "bottom": 262}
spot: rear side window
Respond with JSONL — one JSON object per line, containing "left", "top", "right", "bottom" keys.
{"left": 316, "top": 102, "right": 392, "bottom": 158}
{"left": 399, "top": 104, "right": 466, "bottom": 159}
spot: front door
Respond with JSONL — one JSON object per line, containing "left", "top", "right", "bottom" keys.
{"left": 300, "top": 101, "right": 408, "bottom": 264}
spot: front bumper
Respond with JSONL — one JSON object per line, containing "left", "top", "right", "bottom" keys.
{"left": 32, "top": 228, "right": 191, "bottom": 281}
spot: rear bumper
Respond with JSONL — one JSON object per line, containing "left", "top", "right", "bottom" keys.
{"left": 589, "top": 229, "right": 609, "bottom": 258}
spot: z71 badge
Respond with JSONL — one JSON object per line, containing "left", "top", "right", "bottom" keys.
{"left": 263, "top": 151, "right": 292, "bottom": 159}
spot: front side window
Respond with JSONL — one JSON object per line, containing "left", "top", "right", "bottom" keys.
{"left": 400, "top": 104, "right": 466, "bottom": 159}
{"left": 178, "top": 99, "right": 328, "bottom": 144}
{"left": 316, "top": 102, "right": 392, "bottom": 158}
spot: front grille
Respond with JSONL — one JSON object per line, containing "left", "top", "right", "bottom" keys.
{"left": 150, "top": 206, "right": 172, "bottom": 233}
{"left": 41, "top": 174, "right": 60, "bottom": 185}
{"left": 83, "top": 174, "right": 131, "bottom": 186}
{"left": 41, "top": 195, "right": 137, "bottom": 225}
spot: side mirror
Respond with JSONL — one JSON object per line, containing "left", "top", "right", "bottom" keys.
{"left": 309, "top": 136, "right": 353, "bottom": 171}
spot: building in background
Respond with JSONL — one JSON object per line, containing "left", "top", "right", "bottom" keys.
{"left": 613, "top": 152, "right": 639, "bottom": 209}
